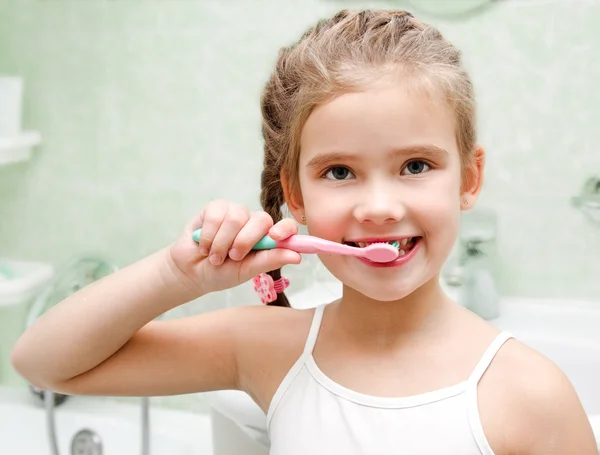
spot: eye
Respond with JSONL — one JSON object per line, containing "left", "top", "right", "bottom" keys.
{"left": 401, "top": 160, "right": 430, "bottom": 176}
{"left": 323, "top": 166, "right": 355, "bottom": 181}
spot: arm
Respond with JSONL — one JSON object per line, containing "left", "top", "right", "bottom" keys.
{"left": 10, "top": 248, "right": 243, "bottom": 395}
{"left": 11, "top": 202, "right": 301, "bottom": 397}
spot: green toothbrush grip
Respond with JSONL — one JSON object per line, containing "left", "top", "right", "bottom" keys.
{"left": 191, "top": 228, "right": 278, "bottom": 250}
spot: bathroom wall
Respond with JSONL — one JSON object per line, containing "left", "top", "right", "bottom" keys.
{"left": 1, "top": 0, "right": 599, "bottom": 407}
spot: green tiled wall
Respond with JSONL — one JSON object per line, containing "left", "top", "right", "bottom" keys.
{"left": 1, "top": 0, "right": 599, "bottom": 407}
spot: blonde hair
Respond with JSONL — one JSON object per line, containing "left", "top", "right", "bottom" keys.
{"left": 259, "top": 9, "right": 477, "bottom": 307}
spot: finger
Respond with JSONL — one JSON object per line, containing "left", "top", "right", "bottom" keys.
{"left": 228, "top": 211, "right": 273, "bottom": 261}
{"left": 240, "top": 249, "right": 302, "bottom": 280}
{"left": 209, "top": 204, "right": 250, "bottom": 265}
{"left": 185, "top": 210, "right": 205, "bottom": 234}
{"left": 268, "top": 218, "right": 299, "bottom": 241}
{"left": 197, "top": 200, "right": 229, "bottom": 257}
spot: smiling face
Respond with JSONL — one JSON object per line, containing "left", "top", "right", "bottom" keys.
{"left": 284, "top": 81, "right": 484, "bottom": 302}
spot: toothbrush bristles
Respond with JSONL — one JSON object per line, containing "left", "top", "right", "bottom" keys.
{"left": 367, "top": 241, "right": 400, "bottom": 262}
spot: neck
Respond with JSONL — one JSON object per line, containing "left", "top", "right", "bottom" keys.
{"left": 332, "top": 276, "right": 454, "bottom": 348}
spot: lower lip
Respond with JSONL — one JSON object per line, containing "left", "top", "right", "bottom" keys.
{"left": 357, "top": 238, "right": 422, "bottom": 268}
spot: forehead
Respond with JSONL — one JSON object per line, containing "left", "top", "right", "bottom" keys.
{"left": 299, "top": 84, "right": 458, "bottom": 163}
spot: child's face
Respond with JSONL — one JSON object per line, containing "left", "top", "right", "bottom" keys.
{"left": 289, "top": 82, "right": 482, "bottom": 302}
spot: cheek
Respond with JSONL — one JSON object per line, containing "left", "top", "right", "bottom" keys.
{"left": 300, "top": 185, "right": 349, "bottom": 240}
{"left": 305, "top": 204, "right": 348, "bottom": 240}
{"left": 418, "top": 177, "right": 461, "bottom": 246}
{"left": 426, "top": 201, "right": 460, "bottom": 239}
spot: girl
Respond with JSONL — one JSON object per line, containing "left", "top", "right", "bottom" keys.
{"left": 11, "top": 9, "right": 597, "bottom": 454}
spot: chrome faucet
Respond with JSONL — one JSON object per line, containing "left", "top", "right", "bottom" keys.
{"left": 443, "top": 208, "right": 501, "bottom": 320}
{"left": 571, "top": 174, "right": 600, "bottom": 225}
{"left": 456, "top": 236, "right": 500, "bottom": 320}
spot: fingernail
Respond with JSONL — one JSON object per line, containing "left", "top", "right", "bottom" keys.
{"left": 199, "top": 247, "right": 209, "bottom": 256}
{"left": 209, "top": 254, "right": 222, "bottom": 265}
{"left": 270, "top": 228, "right": 280, "bottom": 237}
{"left": 228, "top": 248, "right": 241, "bottom": 260}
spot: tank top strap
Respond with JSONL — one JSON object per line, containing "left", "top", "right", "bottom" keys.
{"left": 302, "top": 304, "right": 326, "bottom": 355}
{"left": 467, "top": 331, "right": 514, "bottom": 385}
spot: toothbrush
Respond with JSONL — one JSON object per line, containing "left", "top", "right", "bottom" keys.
{"left": 192, "top": 229, "right": 399, "bottom": 263}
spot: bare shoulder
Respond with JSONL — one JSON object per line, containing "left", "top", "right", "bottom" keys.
{"left": 479, "top": 338, "right": 597, "bottom": 454}
{"left": 229, "top": 304, "right": 316, "bottom": 412}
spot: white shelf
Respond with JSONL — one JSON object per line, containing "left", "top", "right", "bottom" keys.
{"left": 0, "top": 131, "right": 41, "bottom": 165}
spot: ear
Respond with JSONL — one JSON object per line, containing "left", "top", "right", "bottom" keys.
{"left": 461, "top": 144, "right": 485, "bottom": 211}
{"left": 280, "top": 170, "right": 306, "bottom": 224}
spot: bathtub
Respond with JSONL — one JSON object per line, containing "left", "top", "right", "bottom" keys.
{"left": 205, "top": 281, "right": 600, "bottom": 454}
{"left": 0, "top": 386, "right": 212, "bottom": 455}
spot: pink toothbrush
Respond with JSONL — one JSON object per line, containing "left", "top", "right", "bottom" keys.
{"left": 192, "top": 229, "right": 399, "bottom": 263}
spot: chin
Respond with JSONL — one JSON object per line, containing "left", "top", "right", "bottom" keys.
{"left": 346, "top": 281, "right": 423, "bottom": 303}
{"left": 323, "top": 255, "right": 444, "bottom": 302}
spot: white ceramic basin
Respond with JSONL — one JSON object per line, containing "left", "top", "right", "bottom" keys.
{"left": 0, "top": 387, "right": 212, "bottom": 455}
{"left": 205, "top": 284, "right": 600, "bottom": 454}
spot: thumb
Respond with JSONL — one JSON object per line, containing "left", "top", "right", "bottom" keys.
{"left": 242, "top": 249, "right": 302, "bottom": 279}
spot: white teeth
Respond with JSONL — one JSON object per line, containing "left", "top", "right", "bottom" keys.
{"left": 398, "top": 249, "right": 406, "bottom": 256}
{"left": 352, "top": 239, "right": 414, "bottom": 249}
{"left": 356, "top": 241, "right": 392, "bottom": 248}
{"left": 353, "top": 240, "right": 409, "bottom": 248}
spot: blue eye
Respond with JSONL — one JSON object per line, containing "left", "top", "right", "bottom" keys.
{"left": 401, "top": 160, "right": 430, "bottom": 175}
{"left": 324, "top": 166, "right": 355, "bottom": 180}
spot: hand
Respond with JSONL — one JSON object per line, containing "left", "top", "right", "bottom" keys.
{"left": 168, "top": 199, "right": 301, "bottom": 295}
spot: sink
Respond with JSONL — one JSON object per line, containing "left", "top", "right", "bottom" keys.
{"left": 204, "top": 285, "right": 600, "bottom": 454}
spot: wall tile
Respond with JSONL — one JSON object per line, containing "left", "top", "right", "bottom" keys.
{"left": 1, "top": 0, "right": 599, "bottom": 409}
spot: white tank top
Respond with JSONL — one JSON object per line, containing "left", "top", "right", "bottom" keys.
{"left": 266, "top": 304, "right": 513, "bottom": 455}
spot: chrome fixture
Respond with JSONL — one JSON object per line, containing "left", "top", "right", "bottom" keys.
{"left": 70, "top": 429, "right": 103, "bottom": 455}
{"left": 571, "top": 175, "right": 600, "bottom": 224}
{"left": 444, "top": 208, "right": 500, "bottom": 320}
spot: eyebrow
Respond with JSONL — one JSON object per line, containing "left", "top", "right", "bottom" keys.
{"left": 305, "top": 145, "right": 449, "bottom": 169}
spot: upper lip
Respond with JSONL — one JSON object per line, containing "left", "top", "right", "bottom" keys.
{"left": 344, "top": 235, "right": 419, "bottom": 243}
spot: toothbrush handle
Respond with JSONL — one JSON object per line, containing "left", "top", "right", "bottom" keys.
{"left": 275, "top": 235, "right": 352, "bottom": 255}
{"left": 191, "top": 228, "right": 278, "bottom": 250}
{"left": 191, "top": 229, "right": 353, "bottom": 255}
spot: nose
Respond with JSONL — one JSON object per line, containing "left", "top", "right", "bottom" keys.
{"left": 353, "top": 182, "right": 406, "bottom": 225}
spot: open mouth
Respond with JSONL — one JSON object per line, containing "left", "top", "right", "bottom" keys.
{"left": 344, "top": 237, "right": 422, "bottom": 257}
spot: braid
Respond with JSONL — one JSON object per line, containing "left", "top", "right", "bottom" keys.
{"left": 260, "top": 168, "right": 291, "bottom": 307}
